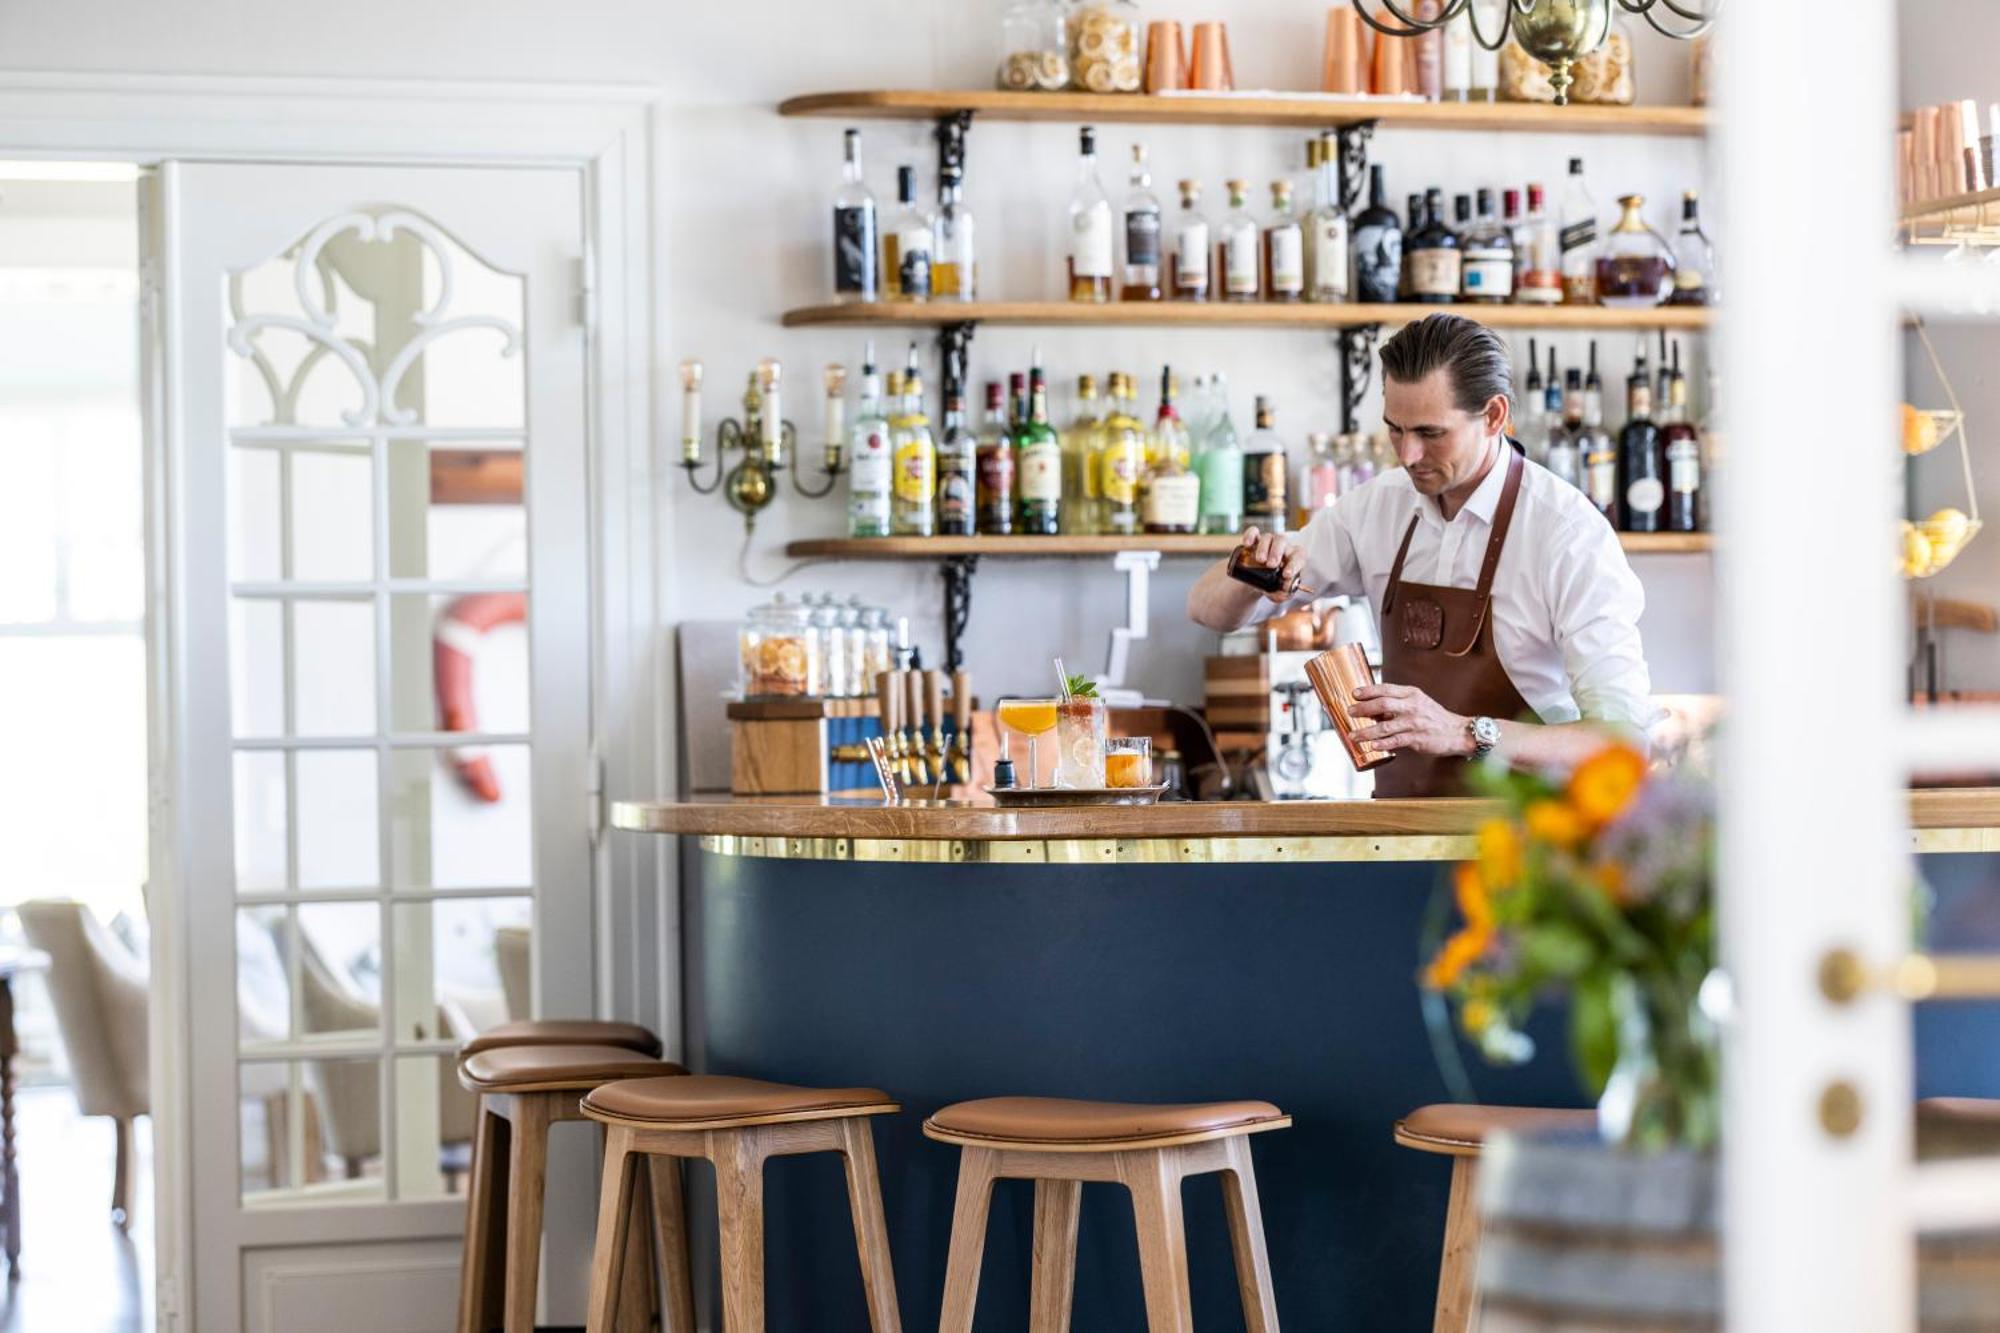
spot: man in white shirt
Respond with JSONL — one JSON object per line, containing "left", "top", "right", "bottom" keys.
{"left": 1188, "top": 313, "right": 1651, "bottom": 796}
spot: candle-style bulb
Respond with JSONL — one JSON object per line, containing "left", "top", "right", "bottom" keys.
{"left": 824, "top": 363, "right": 847, "bottom": 397}
{"left": 678, "top": 358, "right": 704, "bottom": 465}
{"left": 679, "top": 358, "right": 703, "bottom": 392}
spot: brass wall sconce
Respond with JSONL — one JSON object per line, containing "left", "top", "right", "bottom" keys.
{"left": 678, "top": 358, "right": 846, "bottom": 527}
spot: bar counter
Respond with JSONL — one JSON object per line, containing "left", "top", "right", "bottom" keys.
{"left": 615, "top": 789, "right": 2000, "bottom": 1330}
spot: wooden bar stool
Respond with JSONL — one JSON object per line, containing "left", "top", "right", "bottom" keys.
{"left": 458, "top": 1018, "right": 663, "bottom": 1060}
{"left": 457, "top": 1044, "right": 691, "bottom": 1333}
{"left": 578, "top": 1073, "right": 903, "bottom": 1333}
{"left": 1393, "top": 1103, "right": 1598, "bottom": 1333}
{"left": 924, "top": 1095, "right": 1291, "bottom": 1333}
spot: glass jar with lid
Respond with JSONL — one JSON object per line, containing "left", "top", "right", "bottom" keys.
{"left": 742, "top": 593, "right": 816, "bottom": 698}
{"left": 1069, "top": 0, "right": 1143, "bottom": 94}
{"left": 861, "top": 606, "right": 893, "bottom": 687}
{"left": 1596, "top": 195, "right": 1675, "bottom": 309}
{"left": 998, "top": 0, "right": 1070, "bottom": 91}
{"left": 839, "top": 596, "right": 869, "bottom": 697}
{"left": 806, "top": 593, "right": 846, "bottom": 697}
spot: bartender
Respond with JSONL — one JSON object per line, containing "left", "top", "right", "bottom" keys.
{"left": 1188, "top": 313, "right": 1652, "bottom": 798}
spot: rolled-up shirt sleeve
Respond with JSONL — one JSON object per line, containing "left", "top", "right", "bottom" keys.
{"left": 1239, "top": 493, "right": 1369, "bottom": 626}
{"left": 1542, "top": 514, "right": 1652, "bottom": 729}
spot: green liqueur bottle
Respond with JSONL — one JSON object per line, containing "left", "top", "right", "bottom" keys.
{"left": 1014, "top": 353, "right": 1063, "bottom": 535}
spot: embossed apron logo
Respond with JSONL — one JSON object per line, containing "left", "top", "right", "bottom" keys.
{"left": 1401, "top": 597, "right": 1444, "bottom": 650}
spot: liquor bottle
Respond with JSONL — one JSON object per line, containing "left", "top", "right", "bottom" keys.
{"left": 1351, "top": 164, "right": 1403, "bottom": 305}
{"left": 1068, "top": 127, "right": 1115, "bottom": 303}
{"left": 832, "top": 128, "right": 879, "bottom": 304}
{"left": 932, "top": 164, "right": 977, "bottom": 300}
{"left": 1264, "top": 180, "right": 1305, "bottom": 302}
{"left": 1015, "top": 356, "right": 1063, "bottom": 535}
{"left": 1099, "top": 372, "right": 1146, "bottom": 535}
{"left": 1461, "top": 188, "right": 1516, "bottom": 304}
{"left": 1407, "top": 188, "right": 1462, "bottom": 305}
{"left": 846, "top": 341, "right": 891, "bottom": 536}
{"left": 1195, "top": 375, "right": 1244, "bottom": 535}
{"left": 1219, "top": 180, "right": 1261, "bottom": 302}
{"left": 1171, "top": 179, "right": 1211, "bottom": 300}
{"left": 1597, "top": 194, "right": 1674, "bottom": 310}
{"left": 1442, "top": 7, "right": 1472, "bottom": 101}
{"left": 1298, "top": 432, "right": 1340, "bottom": 528}
{"left": 1120, "top": 143, "right": 1164, "bottom": 301}
{"left": 1666, "top": 189, "right": 1716, "bottom": 307}
{"left": 1517, "top": 182, "right": 1562, "bottom": 305}
{"left": 1242, "top": 396, "right": 1290, "bottom": 532}
{"left": 1414, "top": 0, "right": 1444, "bottom": 100}
{"left": 1519, "top": 336, "right": 1545, "bottom": 456}
{"left": 1139, "top": 375, "right": 1201, "bottom": 535}
{"left": 936, "top": 384, "right": 976, "bottom": 535}
{"left": 1579, "top": 348, "right": 1618, "bottom": 523}
{"left": 890, "top": 349, "right": 937, "bottom": 536}
{"left": 1661, "top": 347, "right": 1701, "bottom": 532}
{"left": 1545, "top": 368, "right": 1583, "bottom": 490}
{"left": 882, "top": 165, "right": 933, "bottom": 302}
{"left": 1401, "top": 192, "right": 1424, "bottom": 300}
{"left": 975, "top": 380, "right": 1016, "bottom": 536}
{"left": 1061, "top": 374, "right": 1107, "bottom": 534}
{"left": 1306, "top": 133, "right": 1351, "bottom": 303}
{"left": 1618, "top": 345, "right": 1666, "bottom": 533}
{"left": 1560, "top": 157, "right": 1600, "bottom": 305}
{"left": 1697, "top": 368, "right": 1722, "bottom": 533}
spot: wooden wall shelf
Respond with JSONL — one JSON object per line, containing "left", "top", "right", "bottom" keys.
{"left": 778, "top": 90, "right": 1711, "bottom": 137}
{"left": 783, "top": 300, "right": 1714, "bottom": 332}
{"left": 786, "top": 532, "right": 1711, "bottom": 559}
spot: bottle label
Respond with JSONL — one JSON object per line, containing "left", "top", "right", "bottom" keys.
{"left": 1072, "top": 208, "right": 1113, "bottom": 278}
{"left": 898, "top": 232, "right": 932, "bottom": 299}
{"left": 1311, "top": 219, "right": 1349, "bottom": 296}
{"left": 976, "top": 446, "right": 1014, "bottom": 517}
{"left": 938, "top": 458, "right": 975, "bottom": 522}
{"left": 1546, "top": 442, "right": 1580, "bottom": 487}
{"left": 1673, "top": 267, "right": 1706, "bottom": 294}
{"left": 1462, "top": 250, "right": 1514, "bottom": 297}
{"left": 1586, "top": 455, "right": 1617, "bottom": 510}
{"left": 1243, "top": 450, "right": 1289, "bottom": 518}
{"left": 1176, "top": 222, "right": 1210, "bottom": 284}
{"left": 1142, "top": 473, "right": 1201, "bottom": 529}
{"left": 1353, "top": 224, "right": 1402, "bottom": 302}
{"left": 1560, "top": 217, "right": 1598, "bottom": 255}
{"left": 1518, "top": 267, "right": 1563, "bottom": 303}
{"left": 1225, "top": 231, "right": 1259, "bottom": 294}
{"left": 1270, "top": 227, "right": 1304, "bottom": 293}
{"left": 1626, "top": 476, "right": 1665, "bottom": 515}
{"left": 1667, "top": 439, "right": 1701, "bottom": 494}
{"left": 1410, "top": 248, "right": 1462, "bottom": 298}
{"left": 834, "top": 204, "right": 878, "bottom": 295}
{"left": 1194, "top": 447, "right": 1244, "bottom": 520}
{"left": 1125, "top": 210, "right": 1161, "bottom": 269}
{"left": 1101, "top": 437, "right": 1143, "bottom": 504}
{"left": 1020, "top": 441, "right": 1062, "bottom": 501}
{"left": 894, "top": 440, "right": 934, "bottom": 503}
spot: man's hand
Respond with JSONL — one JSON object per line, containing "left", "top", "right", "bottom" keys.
{"left": 1350, "top": 684, "right": 1473, "bottom": 757}
{"left": 1236, "top": 526, "right": 1307, "bottom": 604}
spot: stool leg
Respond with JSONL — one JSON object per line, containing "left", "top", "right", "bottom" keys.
{"left": 1434, "top": 1156, "right": 1481, "bottom": 1333}
{"left": 937, "top": 1147, "right": 998, "bottom": 1333}
{"left": 502, "top": 1095, "right": 552, "bottom": 1333}
{"left": 837, "top": 1118, "right": 903, "bottom": 1333}
{"left": 1028, "top": 1179, "right": 1081, "bottom": 1333}
{"left": 1219, "top": 1137, "right": 1279, "bottom": 1333}
{"left": 584, "top": 1125, "right": 640, "bottom": 1333}
{"left": 457, "top": 1101, "right": 511, "bottom": 1333}
{"left": 648, "top": 1155, "right": 697, "bottom": 1333}
{"left": 711, "top": 1129, "right": 769, "bottom": 1333}
{"left": 615, "top": 1162, "right": 659, "bottom": 1333}
{"left": 1121, "top": 1148, "right": 1194, "bottom": 1333}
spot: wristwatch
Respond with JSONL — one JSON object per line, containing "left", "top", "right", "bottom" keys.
{"left": 1466, "top": 716, "right": 1501, "bottom": 761}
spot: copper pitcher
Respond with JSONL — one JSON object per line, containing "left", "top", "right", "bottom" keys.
{"left": 1267, "top": 603, "right": 1339, "bottom": 651}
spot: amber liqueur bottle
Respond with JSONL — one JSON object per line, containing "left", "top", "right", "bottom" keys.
{"left": 975, "top": 379, "right": 1016, "bottom": 535}
{"left": 1617, "top": 343, "right": 1666, "bottom": 533}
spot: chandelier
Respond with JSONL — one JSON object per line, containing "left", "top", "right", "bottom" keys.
{"left": 1354, "top": 0, "right": 1722, "bottom": 106}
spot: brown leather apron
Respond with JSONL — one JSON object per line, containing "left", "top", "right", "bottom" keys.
{"left": 1372, "top": 443, "right": 1532, "bottom": 799}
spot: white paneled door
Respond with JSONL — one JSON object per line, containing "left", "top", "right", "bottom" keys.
{"left": 148, "top": 162, "right": 594, "bottom": 1333}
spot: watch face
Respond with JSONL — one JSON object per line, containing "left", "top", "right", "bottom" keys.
{"left": 1473, "top": 717, "right": 1501, "bottom": 747}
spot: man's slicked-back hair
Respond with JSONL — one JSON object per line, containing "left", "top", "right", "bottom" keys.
{"left": 1378, "top": 313, "right": 1514, "bottom": 415}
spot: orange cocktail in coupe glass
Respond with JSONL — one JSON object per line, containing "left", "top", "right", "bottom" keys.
{"left": 996, "top": 697, "right": 1061, "bottom": 788}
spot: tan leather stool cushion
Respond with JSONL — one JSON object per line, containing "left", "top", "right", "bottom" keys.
{"left": 459, "top": 1018, "right": 662, "bottom": 1059}
{"left": 582, "top": 1073, "right": 895, "bottom": 1126}
{"left": 925, "top": 1096, "right": 1286, "bottom": 1147}
{"left": 1394, "top": 1103, "right": 1598, "bottom": 1156}
{"left": 460, "top": 1044, "right": 685, "bottom": 1093}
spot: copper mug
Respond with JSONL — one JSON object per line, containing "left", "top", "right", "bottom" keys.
{"left": 1305, "top": 643, "right": 1395, "bottom": 772}
{"left": 1188, "top": 22, "right": 1235, "bottom": 92}
{"left": 1322, "top": 8, "right": 1365, "bottom": 94}
{"left": 1145, "top": 21, "right": 1188, "bottom": 93}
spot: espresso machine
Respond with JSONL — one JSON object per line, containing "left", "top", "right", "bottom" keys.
{"left": 1222, "top": 598, "right": 1381, "bottom": 801}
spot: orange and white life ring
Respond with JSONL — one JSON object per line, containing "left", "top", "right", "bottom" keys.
{"left": 434, "top": 591, "right": 527, "bottom": 803}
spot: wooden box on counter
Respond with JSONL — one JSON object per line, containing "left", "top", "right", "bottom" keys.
{"left": 728, "top": 698, "right": 882, "bottom": 796}
{"left": 1204, "top": 655, "right": 1272, "bottom": 751}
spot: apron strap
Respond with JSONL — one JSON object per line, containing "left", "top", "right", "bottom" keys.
{"left": 1381, "top": 512, "right": 1422, "bottom": 616}
{"left": 1443, "top": 442, "right": 1527, "bottom": 658}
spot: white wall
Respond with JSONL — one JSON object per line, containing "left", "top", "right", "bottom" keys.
{"left": 0, "top": 0, "right": 1717, "bottom": 708}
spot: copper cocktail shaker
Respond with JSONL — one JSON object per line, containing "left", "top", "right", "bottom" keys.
{"left": 1305, "top": 643, "right": 1395, "bottom": 773}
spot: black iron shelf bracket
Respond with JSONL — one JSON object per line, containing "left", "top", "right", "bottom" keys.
{"left": 934, "top": 110, "right": 974, "bottom": 194}
{"left": 941, "top": 554, "right": 979, "bottom": 673}
{"left": 937, "top": 320, "right": 977, "bottom": 401}
{"left": 1338, "top": 324, "right": 1380, "bottom": 436}
{"left": 1335, "top": 121, "right": 1375, "bottom": 216}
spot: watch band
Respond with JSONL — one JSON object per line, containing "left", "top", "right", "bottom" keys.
{"left": 1467, "top": 716, "right": 1499, "bottom": 760}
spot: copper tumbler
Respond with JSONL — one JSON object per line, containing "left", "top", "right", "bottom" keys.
{"left": 1306, "top": 643, "right": 1395, "bottom": 773}
{"left": 1189, "top": 22, "right": 1234, "bottom": 92}
{"left": 1145, "top": 21, "right": 1188, "bottom": 93}
{"left": 1370, "top": 24, "right": 1411, "bottom": 96}
{"left": 1322, "top": 8, "right": 1365, "bottom": 94}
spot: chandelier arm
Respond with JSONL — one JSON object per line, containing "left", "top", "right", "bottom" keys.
{"left": 1615, "top": 0, "right": 1722, "bottom": 30}
{"left": 1651, "top": 0, "right": 1723, "bottom": 23}
{"left": 1464, "top": 0, "right": 1515, "bottom": 52}
{"left": 1352, "top": 1, "right": 1434, "bottom": 38}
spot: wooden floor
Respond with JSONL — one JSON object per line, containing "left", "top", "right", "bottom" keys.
{"left": 0, "top": 1087, "right": 152, "bottom": 1332}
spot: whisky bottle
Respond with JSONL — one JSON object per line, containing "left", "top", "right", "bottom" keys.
{"left": 1264, "top": 180, "right": 1305, "bottom": 303}
{"left": 1559, "top": 157, "right": 1600, "bottom": 305}
{"left": 1661, "top": 348, "right": 1701, "bottom": 532}
{"left": 1139, "top": 369, "right": 1200, "bottom": 536}
{"left": 1401, "top": 192, "right": 1425, "bottom": 300}
{"left": 1242, "top": 396, "right": 1290, "bottom": 533}
{"left": 1068, "top": 127, "right": 1115, "bottom": 303}
{"left": 1061, "top": 374, "right": 1107, "bottom": 534}
{"left": 846, "top": 342, "right": 891, "bottom": 536}
{"left": 1580, "top": 346, "right": 1618, "bottom": 523}
{"left": 1618, "top": 344, "right": 1665, "bottom": 533}
{"left": 1460, "top": 187, "right": 1515, "bottom": 304}
{"left": 936, "top": 384, "right": 976, "bottom": 536}
{"left": 1516, "top": 182, "right": 1562, "bottom": 305}
{"left": 1171, "top": 179, "right": 1211, "bottom": 301}
{"left": 1407, "top": 188, "right": 1462, "bottom": 305}
{"left": 1545, "top": 368, "right": 1583, "bottom": 490}
{"left": 1305, "top": 133, "right": 1350, "bottom": 303}
{"left": 1099, "top": 372, "right": 1146, "bottom": 536}
{"left": 932, "top": 164, "right": 977, "bottom": 301}
{"left": 1350, "top": 164, "right": 1403, "bottom": 305}
{"left": 889, "top": 347, "right": 936, "bottom": 536}
{"left": 1519, "top": 337, "right": 1546, "bottom": 461}
{"left": 1015, "top": 356, "right": 1063, "bottom": 535}
{"left": 882, "top": 165, "right": 933, "bottom": 302}
{"left": 1120, "top": 142, "right": 1164, "bottom": 301}
{"left": 1194, "top": 374, "right": 1244, "bottom": 535}
{"left": 1666, "top": 189, "right": 1715, "bottom": 307}
{"left": 1151, "top": 366, "right": 1190, "bottom": 474}
{"left": 974, "top": 380, "right": 1015, "bottom": 536}
{"left": 1219, "top": 179, "right": 1261, "bottom": 302}
{"left": 832, "top": 128, "right": 879, "bottom": 304}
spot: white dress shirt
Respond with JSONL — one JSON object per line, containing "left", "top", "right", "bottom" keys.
{"left": 1254, "top": 441, "right": 1653, "bottom": 729}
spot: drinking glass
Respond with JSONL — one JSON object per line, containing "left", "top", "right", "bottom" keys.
{"left": 1105, "top": 736, "right": 1153, "bottom": 788}
{"left": 996, "top": 697, "right": 1061, "bottom": 788}
{"left": 1054, "top": 696, "right": 1107, "bottom": 787}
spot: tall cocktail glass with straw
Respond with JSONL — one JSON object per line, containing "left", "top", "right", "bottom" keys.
{"left": 995, "top": 695, "right": 1060, "bottom": 788}
{"left": 1053, "top": 656, "right": 1107, "bottom": 787}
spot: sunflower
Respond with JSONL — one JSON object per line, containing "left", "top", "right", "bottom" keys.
{"left": 1567, "top": 744, "right": 1648, "bottom": 828}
